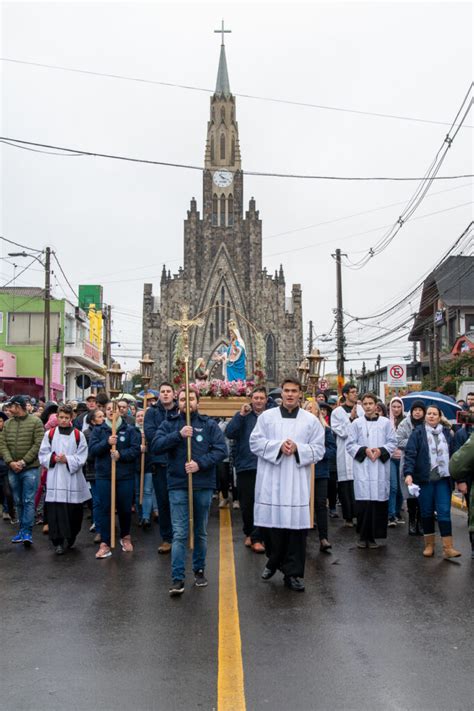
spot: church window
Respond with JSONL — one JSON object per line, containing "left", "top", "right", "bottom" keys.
{"left": 231, "top": 107, "right": 234, "bottom": 122}
{"left": 231, "top": 136, "right": 235, "bottom": 165}
{"left": 220, "top": 134, "right": 225, "bottom": 159}
{"left": 210, "top": 135, "right": 215, "bottom": 162}
{"left": 266, "top": 334, "right": 276, "bottom": 381}
{"left": 210, "top": 322, "right": 214, "bottom": 343}
{"left": 221, "top": 286, "right": 226, "bottom": 335}
{"left": 211, "top": 107, "right": 215, "bottom": 121}
{"left": 169, "top": 332, "right": 178, "bottom": 380}
{"left": 227, "top": 301, "right": 231, "bottom": 325}
{"left": 212, "top": 194, "right": 218, "bottom": 225}
{"left": 228, "top": 194, "right": 234, "bottom": 226}
{"left": 220, "top": 194, "right": 226, "bottom": 227}
{"left": 215, "top": 301, "right": 219, "bottom": 335}
{"left": 221, "top": 106, "right": 226, "bottom": 123}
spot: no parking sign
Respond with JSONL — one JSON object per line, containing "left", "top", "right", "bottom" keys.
{"left": 387, "top": 364, "right": 407, "bottom": 387}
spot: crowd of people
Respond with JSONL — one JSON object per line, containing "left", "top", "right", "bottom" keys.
{"left": 0, "top": 382, "right": 472, "bottom": 596}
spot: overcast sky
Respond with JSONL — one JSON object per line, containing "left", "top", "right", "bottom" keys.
{"left": 1, "top": 0, "right": 473, "bottom": 379}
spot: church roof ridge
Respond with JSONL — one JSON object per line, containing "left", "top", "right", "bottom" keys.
{"left": 215, "top": 43, "right": 231, "bottom": 98}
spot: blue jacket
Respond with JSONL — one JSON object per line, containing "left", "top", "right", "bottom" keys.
{"left": 404, "top": 425, "right": 454, "bottom": 484}
{"left": 144, "top": 401, "right": 179, "bottom": 465}
{"left": 88, "top": 421, "right": 142, "bottom": 481}
{"left": 453, "top": 425, "right": 472, "bottom": 453}
{"left": 314, "top": 427, "right": 337, "bottom": 479}
{"left": 152, "top": 411, "right": 227, "bottom": 490}
{"left": 225, "top": 410, "right": 260, "bottom": 472}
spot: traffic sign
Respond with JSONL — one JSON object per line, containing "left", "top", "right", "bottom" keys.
{"left": 387, "top": 364, "right": 407, "bottom": 387}
{"left": 76, "top": 373, "right": 92, "bottom": 390}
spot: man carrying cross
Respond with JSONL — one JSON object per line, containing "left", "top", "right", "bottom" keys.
{"left": 152, "top": 387, "right": 227, "bottom": 596}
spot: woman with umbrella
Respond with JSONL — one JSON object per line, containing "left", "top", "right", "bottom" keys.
{"left": 403, "top": 405, "right": 460, "bottom": 559}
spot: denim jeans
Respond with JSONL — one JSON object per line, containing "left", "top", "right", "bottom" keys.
{"left": 418, "top": 477, "right": 452, "bottom": 537}
{"left": 95, "top": 478, "right": 134, "bottom": 546}
{"left": 152, "top": 465, "right": 173, "bottom": 543}
{"left": 8, "top": 467, "right": 40, "bottom": 535}
{"left": 388, "top": 459, "right": 404, "bottom": 518}
{"left": 134, "top": 470, "right": 153, "bottom": 521}
{"left": 168, "top": 488, "right": 213, "bottom": 581}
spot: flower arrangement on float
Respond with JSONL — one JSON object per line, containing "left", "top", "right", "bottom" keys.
{"left": 193, "top": 378, "right": 255, "bottom": 398}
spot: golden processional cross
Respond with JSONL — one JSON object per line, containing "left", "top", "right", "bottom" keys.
{"left": 167, "top": 306, "right": 204, "bottom": 549}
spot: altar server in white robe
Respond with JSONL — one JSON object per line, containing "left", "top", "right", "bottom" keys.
{"left": 250, "top": 378, "right": 325, "bottom": 592}
{"left": 346, "top": 393, "right": 397, "bottom": 548}
{"left": 39, "top": 404, "right": 90, "bottom": 555}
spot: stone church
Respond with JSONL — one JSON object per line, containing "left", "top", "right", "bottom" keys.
{"left": 142, "top": 39, "right": 303, "bottom": 387}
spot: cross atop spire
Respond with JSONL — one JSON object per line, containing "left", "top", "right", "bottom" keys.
{"left": 214, "top": 19, "right": 231, "bottom": 46}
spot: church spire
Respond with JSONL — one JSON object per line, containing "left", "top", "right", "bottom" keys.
{"left": 214, "top": 20, "right": 232, "bottom": 98}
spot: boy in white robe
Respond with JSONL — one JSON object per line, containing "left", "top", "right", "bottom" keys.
{"left": 39, "top": 404, "right": 90, "bottom": 555}
{"left": 346, "top": 393, "right": 397, "bottom": 548}
{"left": 249, "top": 378, "right": 325, "bottom": 591}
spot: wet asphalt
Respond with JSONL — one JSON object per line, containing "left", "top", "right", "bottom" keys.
{"left": 0, "top": 505, "right": 472, "bottom": 711}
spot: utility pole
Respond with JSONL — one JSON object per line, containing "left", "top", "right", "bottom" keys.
{"left": 308, "top": 320, "right": 314, "bottom": 352}
{"left": 43, "top": 247, "right": 51, "bottom": 400}
{"left": 334, "top": 248, "right": 345, "bottom": 393}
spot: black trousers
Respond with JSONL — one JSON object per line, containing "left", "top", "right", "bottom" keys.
{"left": 314, "top": 478, "right": 329, "bottom": 541}
{"left": 236, "top": 469, "right": 263, "bottom": 542}
{"left": 328, "top": 466, "right": 338, "bottom": 510}
{"left": 217, "top": 462, "right": 236, "bottom": 500}
{"left": 262, "top": 527, "right": 307, "bottom": 578}
{"left": 338, "top": 480, "right": 355, "bottom": 522}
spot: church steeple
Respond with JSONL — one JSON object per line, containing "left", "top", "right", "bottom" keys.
{"left": 215, "top": 43, "right": 231, "bottom": 98}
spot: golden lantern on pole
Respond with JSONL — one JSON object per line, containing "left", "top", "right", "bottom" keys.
{"left": 106, "top": 361, "right": 124, "bottom": 548}
{"left": 297, "top": 357, "right": 310, "bottom": 393}
{"left": 307, "top": 349, "right": 325, "bottom": 398}
{"left": 138, "top": 353, "right": 155, "bottom": 505}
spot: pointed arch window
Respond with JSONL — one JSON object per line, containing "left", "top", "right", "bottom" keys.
{"left": 231, "top": 107, "right": 235, "bottom": 122}
{"left": 210, "top": 135, "right": 215, "bottom": 162}
{"left": 221, "top": 286, "right": 226, "bottom": 335}
{"left": 266, "top": 333, "right": 276, "bottom": 382}
{"left": 227, "top": 301, "right": 231, "bottom": 325}
{"left": 212, "top": 194, "right": 218, "bottom": 225}
{"left": 228, "top": 194, "right": 234, "bottom": 226}
{"left": 221, "top": 106, "right": 226, "bottom": 123}
{"left": 231, "top": 136, "right": 235, "bottom": 165}
{"left": 220, "top": 134, "right": 226, "bottom": 160}
{"left": 210, "top": 322, "right": 214, "bottom": 343}
{"left": 215, "top": 301, "right": 220, "bottom": 335}
{"left": 220, "top": 194, "right": 226, "bottom": 227}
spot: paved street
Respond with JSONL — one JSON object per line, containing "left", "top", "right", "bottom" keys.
{"left": 1, "top": 505, "right": 472, "bottom": 711}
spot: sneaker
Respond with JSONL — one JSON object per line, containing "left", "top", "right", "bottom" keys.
{"left": 194, "top": 570, "right": 208, "bottom": 587}
{"left": 169, "top": 580, "right": 185, "bottom": 596}
{"left": 356, "top": 540, "right": 368, "bottom": 549}
{"left": 388, "top": 517, "right": 397, "bottom": 528}
{"left": 10, "top": 518, "right": 19, "bottom": 525}
{"left": 329, "top": 509, "right": 339, "bottom": 519}
{"left": 219, "top": 498, "right": 229, "bottom": 509}
{"left": 96, "top": 543, "right": 112, "bottom": 559}
{"left": 368, "top": 540, "right": 380, "bottom": 549}
{"left": 23, "top": 532, "right": 33, "bottom": 547}
{"left": 142, "top": 519, "right": 151, "bottom": 530}
{"left": 55, "top": 545, "right": 65, "bottom": 555}
{"left": 395, "top": 516, "right": 405, "bottom": 525}
{"left": 120, "top": 535, "right": 134, "bottom": 552}
{"left": 343, "top": 521, "right": 354, "bottom": 528}
{"left": 232, "top": 500, "right": 240, "bottom": 510}
{"left": 89, "top": 523, "right": 96, "bottom": 532}
{"left": 3, "top": 512, "right": 11, "bottom": 521}
{"left": 11, "top": 531, "right": 24, "bottom": 544}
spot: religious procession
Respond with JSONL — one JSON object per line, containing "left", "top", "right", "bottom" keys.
{"left": 1, "top": 323, "right": 473, "bottom": 597}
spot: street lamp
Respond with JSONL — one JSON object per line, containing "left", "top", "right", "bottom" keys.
{"left": 139, "top": 353, "right": 155, "bottom": 388}
{"left": 297, "top": 357, "right": 310, "bottom": 390}
{"left": 9, "top": 248, "right": 51, "bottom": 399}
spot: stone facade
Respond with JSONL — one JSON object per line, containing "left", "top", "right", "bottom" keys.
{"left": 142, "top": 45, "right": 303, "bottom": 387}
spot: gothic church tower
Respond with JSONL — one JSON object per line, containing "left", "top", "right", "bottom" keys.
{"left": 143, "top": 36, "right": 303, "bottom": 386}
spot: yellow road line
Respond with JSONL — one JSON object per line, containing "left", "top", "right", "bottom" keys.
{"left": 218, "top": 508, "right": 246, "bottom": 711}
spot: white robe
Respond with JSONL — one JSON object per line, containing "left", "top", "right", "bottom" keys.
{"left": 39, "top": 428, "right": 91, "bottom": 504}
{"left": 250, "top": 407, "right": 325, "bottom": 529}
{"left": 331, "top": 404, "right": 365, "bottom": 482}
{"left": 346, "top": 416, "right": 397, "bottom": 501}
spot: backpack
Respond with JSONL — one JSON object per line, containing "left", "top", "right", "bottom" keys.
{"left": 48, "top": 426, "right": 81, "bottom": 448}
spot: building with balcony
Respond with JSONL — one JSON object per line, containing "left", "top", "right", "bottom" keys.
{"left": 0, "top": 287, "right": 105, "bottom": 400}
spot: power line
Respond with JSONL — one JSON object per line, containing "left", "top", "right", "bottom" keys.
{"left": 1, "top": 258, "right": 38, "bottom": 288}
{"left": 1, "top": 137, "right": 473, "bottom": 182}
{"left": 0, "top": 234, "right": 42, "bottom": 252}
{"left": 342, "top": 85, "right": 473, "bottom": 269}
{"left": 52, "top": 253, "right": 78, "bottom": 300}
{"left": 2, "top": 56, "right": 472, "bottom": 129}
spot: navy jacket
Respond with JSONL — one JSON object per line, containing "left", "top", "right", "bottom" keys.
{"left": 225, "top": 410, "right": 260, "bottom": 472}
{"left": 88, "top": 421, "right": 142, "bottom": 481}
{"left": 152, "top": 411, "right": 227, "bottom": 490}
{"left": 144, "top": 401, "right": 179, "bottom": 466}
{"left": 314, "top": 427, "right": 337, "bottom": 479}
{"left": 404, "top": 426, "right": 454, "bottom": 484}
{"left": 453, "top": 425, "right": 472, "bottom": 453}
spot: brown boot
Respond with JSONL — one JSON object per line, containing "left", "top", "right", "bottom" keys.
{"left": 423, "top": 534, "right": 436, "bottom": 557}
{"left": 441, "top": 536, "right": 461, "bottom": 559}
{"left": 158, "top": 541, "right": 172, "bottom": 554}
